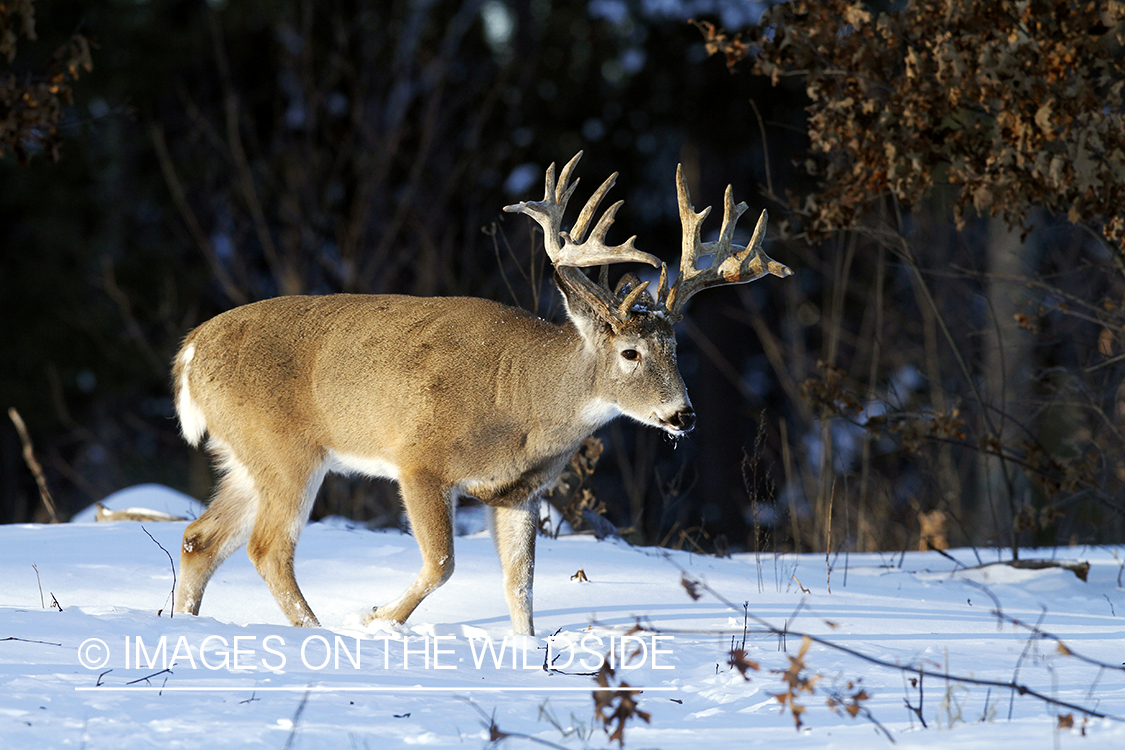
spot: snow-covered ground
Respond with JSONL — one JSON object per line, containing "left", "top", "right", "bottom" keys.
{"left": 2, "top": 485, "right": 1123, "bottom": 748}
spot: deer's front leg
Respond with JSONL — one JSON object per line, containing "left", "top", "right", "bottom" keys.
{"left": 367, "top": 471, "right": 455, "bottom": 625}
{"left": 489, "top": 497, "right": 540, "bottom": 636}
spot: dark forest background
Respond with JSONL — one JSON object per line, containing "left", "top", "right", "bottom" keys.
{"left": 4, "top": 0, "right": 1124, "bottom": 559}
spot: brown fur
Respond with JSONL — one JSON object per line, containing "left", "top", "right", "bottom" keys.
{"left": 172, "top": 292, "right": 692, "bottom": 633}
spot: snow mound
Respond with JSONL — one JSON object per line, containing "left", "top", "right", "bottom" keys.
{"left": 70, "top": 483, "right": 206, "bottom": 523}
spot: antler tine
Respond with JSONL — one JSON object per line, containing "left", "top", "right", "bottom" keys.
{"left": 616, "top": 280, "right": 651, "bottom": 319}
{"left": 505, "top": 152, "right": 659, "bottom": 269}
{"left": 589, "top": 200, "right": 625, "bottom": 243}
{"left": 674, "top": 163, "right": 711, "bottom": 290}
{"left": 733, "top": 209, "right": 792, "bottom": 280}
{"left": 505, "top": 157, "right": 569, "bottom": 261}
{"left": 707, "top": 185, "right": 749, "bottom": 263}
{"left": 541, "top": 159, "right": 557, "bottom": 202}
{"left": 556, "top": 151, "right": 583, "bottom": 206}
{"left": 569, "top": 172, "right": 617, "bottom": 243}
{"left": 558, "top": 196, "right": 656, "bottom": 269}
{"left": 663, "top": 164, "right": 707, "bottom": 313}
{"left": 655, "top": 262, "right": 669, "bottom": 304}
{"left": 664, "top": 164, "right": 792, "bottom": 316}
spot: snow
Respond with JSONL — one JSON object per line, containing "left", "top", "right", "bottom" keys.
{"left": 3, "top": 485, "right": 1124, "bottom": 748}
{"left": 68, "top": 484, "right": 206, "bottom": 523}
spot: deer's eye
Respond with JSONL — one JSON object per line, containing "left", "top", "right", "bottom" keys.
{"left": 621, "top": 349, "right": 640, "bottom": 361}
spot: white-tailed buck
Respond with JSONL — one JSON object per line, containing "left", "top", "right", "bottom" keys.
{"left": 172, "top": 153, "right": 791, "bottom": 633}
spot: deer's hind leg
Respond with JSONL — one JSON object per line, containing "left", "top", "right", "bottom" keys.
{"left": 366, "top": 470, "right": 455, "bottom": 625}
{"left": 176, "top": 440, "right": 259, "bottom": 617}
{"left": 245, "top": 456, "right": 327, "bottom": 628}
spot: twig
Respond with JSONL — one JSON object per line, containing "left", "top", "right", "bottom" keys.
{"left": 1008, "top": 608, "right": 1049, "bottom": 720}
{"left": 141, "top": 526, "right": 177, "bottom": 617}
{"left": 842, "top": 472, "right": 850, "bottom": 587}
{"left": 8, "top": 408, "right": 60, "bottom": 522}
{"left": 916, "top": 669, "right": 926, "bottom": 727}
{"left": 988, "top": 605, "right": 1125, "bottom": 675}
{"left": 741, "top": 601, "right": 750, "bottom": 651}
{"left": 457, "top": 696, "right": 571, "bottom": 750}
{"left": 748, "top": 98, "right": 773, "bottom": 198}
{"left": 99, "top": 256, "right": 165, "bottom": 376}
{"left": 32, "top": 563, "right": 44, "bottom": 609}
{"left": 0, "top": 637, "right": 63, "bottom": 646}
{"left": 903, "top": 669, "right": 927, "bottom": 728}
{"left": 207, "top": 12, "right": 288, "bottom": 293}
{"left": 485, "top": 222, "right": 523, "bottom": 308}
{"left": 662, "top": 551, "right": 1124, "bottom": 722}
{"left": 933, "top": 548, "right": 968, "bottom": 570}
{"left": 126, "top": 668, "right": 172, "bottom": 686}
{"left": 282, "top": 689, "right": 311, "bottom": 750}
{"left": 1084, "top": 666, "right": 1105, "bottom": 705}
{"left": 541, "top": 633, "right": 598, "bottom": 677}
{"left": 779, "top": 598, "right": 807, "bottom": 651}
{"left": 150, "top": 123, "right": 247, "bottom": 306}
{"left": 680, "top": 316, "right": 759, "bottom": 403}
{"left": 825, "top": 476, "right": 835, "bottom": 594}
{"left": 853, "top": 701, "right": 896, "bottom": 742}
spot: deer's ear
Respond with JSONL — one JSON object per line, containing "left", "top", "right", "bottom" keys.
{"left": 556, "top": 271, "right": 614, "bottom": 344}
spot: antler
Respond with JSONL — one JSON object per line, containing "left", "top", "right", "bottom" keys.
{"left": 661, "top": 164, "right": 792, "bottom": 316}
{"left": 503, "top": 152, "right": 661, "bottom": 328}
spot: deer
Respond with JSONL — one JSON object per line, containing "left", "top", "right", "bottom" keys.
{"left": 171, "top": 152, "right": 791, "bottom": 634}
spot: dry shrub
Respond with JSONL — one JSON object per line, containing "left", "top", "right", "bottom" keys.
{"left": 1, "top": 0, "right": 93, "bottom": 165}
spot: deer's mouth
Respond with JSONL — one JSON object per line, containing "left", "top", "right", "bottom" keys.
{"left": 658, "top": 408, "right": 696, "bottom": 435}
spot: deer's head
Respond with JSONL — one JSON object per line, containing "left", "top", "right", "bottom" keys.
{"left": 504, "top": 152, "right": 792, "bottom": 437}
{"left": 557, "top": 270, "right": 693, "bottom": 435}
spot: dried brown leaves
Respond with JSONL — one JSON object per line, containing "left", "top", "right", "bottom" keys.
{"left": 769, "top": 636, "right": 876, "bottom": 731}
{"left": 544, "top": 436, "right": 608, "bottom": 533}
{"left": 691, "top": 19, "right": 749, "bottom": 71}
{"left": 826, "top": 683, "right": 872, "bottom": 720}
{"left": 593, "top": 660, "right": 651, "bottom": 747}
{"left": 703, "top": 0, "right": 1125, "bottom": 249}
{"left": 0, "top": 0, "right": 94, "bottom": 165}
{"left": 728, "top": 647, "right": 760, "bottom": 679}
{"left": 680, "top": 573, "right": 703, "bottom": 601}
{"left": 772, "top": 636, "right": 821, "bottom": 729}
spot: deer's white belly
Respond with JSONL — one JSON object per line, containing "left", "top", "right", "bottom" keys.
{"left": 326, "top": 450, "right": 401, "bottom": 482}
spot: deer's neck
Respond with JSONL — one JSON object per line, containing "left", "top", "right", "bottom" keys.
{"left": 548, "top": 321, "right": 621, "bottom": 433}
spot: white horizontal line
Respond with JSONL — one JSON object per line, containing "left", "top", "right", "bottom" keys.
{"left": 76, "top": 685, "right": 678, "bottom": 693}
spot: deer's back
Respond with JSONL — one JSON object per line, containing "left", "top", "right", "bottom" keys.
{"left": 179, "top": 294, "right": 585, "bottom": 491}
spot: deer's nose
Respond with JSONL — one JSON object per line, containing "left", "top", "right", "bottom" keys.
{"left": 668, "top": 408, "right": 696, "bottom": 433}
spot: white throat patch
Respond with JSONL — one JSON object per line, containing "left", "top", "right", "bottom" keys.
{"left": 581, "top": 398, "right": 622, "bottom": 428}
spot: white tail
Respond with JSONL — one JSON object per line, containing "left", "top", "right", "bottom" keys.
{"left": 172, "top": 153, "right": 791, "bottom": 633}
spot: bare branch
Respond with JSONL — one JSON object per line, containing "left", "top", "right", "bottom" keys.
{"left": 7, "top": 408, "right": 59, "bottom": 522}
